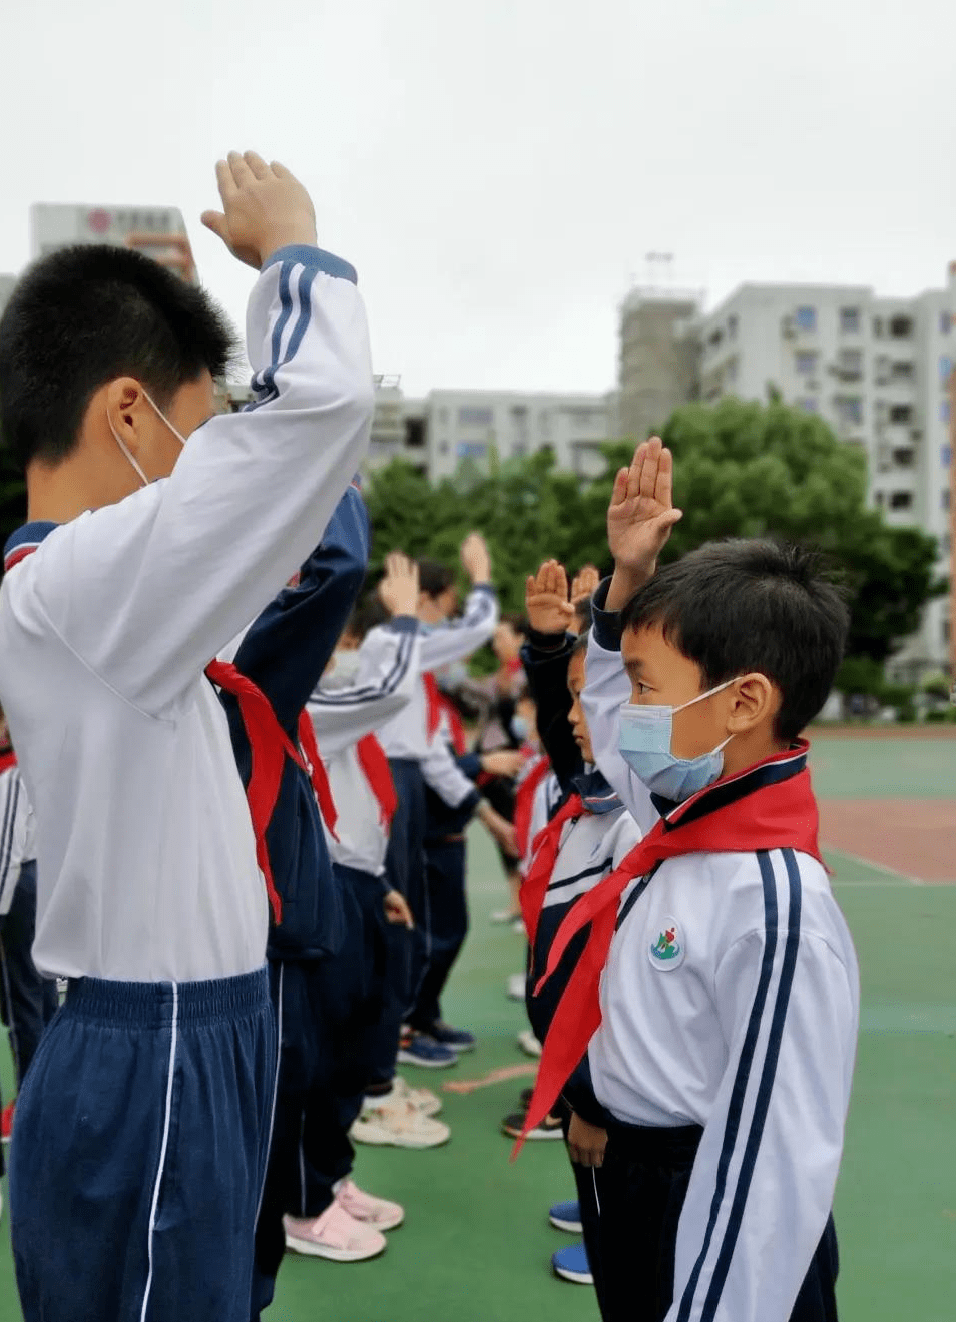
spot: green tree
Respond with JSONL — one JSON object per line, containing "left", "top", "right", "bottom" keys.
{"left": 361, "top": 396, "right": 946, "bottom": 666}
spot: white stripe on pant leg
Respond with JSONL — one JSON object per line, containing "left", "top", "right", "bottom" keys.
{"left": 592, "top": 1167, "right": 601, "bottom": 1217}
{"left": 256, "top": 964, "right": 284, "bottom": 1226}
{"left": 140, "top": 982, "right": 179, "bottom": 1322}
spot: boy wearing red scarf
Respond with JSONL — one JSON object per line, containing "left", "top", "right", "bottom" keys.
{"left": 523, "top": 440, "right": 859, "bottom": 1322}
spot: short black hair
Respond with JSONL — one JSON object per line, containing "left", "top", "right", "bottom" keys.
{"left": 0, "top": 244, "right": 234, "bottom": 467}
{"left": 417, "top": 558, "right": 455, "bottom": 599}
{"left": 619, "top": 539, "right": 849, "bottom": 742}
{"left": 499, "top": 612, "right": 528, "bottom": 637}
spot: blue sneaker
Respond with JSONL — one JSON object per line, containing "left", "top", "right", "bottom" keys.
{"left": 397, "top": 1032, "right": 458, "bottom": 1070}
{"left": 552, "top": 1242, "right": 592, "bottom": 1284}
{"left": 428, "top": 1021, "right": 477, "bottom": 1053}
{"left": 549, "top": 1200, "right": 582, "bottom": 1234}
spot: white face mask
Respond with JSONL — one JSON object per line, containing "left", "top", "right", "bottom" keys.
{"left": 107, "top": 390, "right": 188, "bottom": 487}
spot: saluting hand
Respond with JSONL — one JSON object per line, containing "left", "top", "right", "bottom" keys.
{"left": 201, "top": 151, "right": 318, "bottom": 270}
{"left": 378, "top": 552, "right": 420, "bottom": 618}
{"left": 605, "top": 437, "right": 682, "bottom": 610}
{"left": 525, "top": 560, "right": 575, "bottom": 635}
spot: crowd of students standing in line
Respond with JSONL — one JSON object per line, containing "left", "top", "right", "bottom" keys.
{"left": 0, "top": 150, "right": 860, "bottom": 1322}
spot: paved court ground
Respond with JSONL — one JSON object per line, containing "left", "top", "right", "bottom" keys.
{"left": 1, "top": 734, "right": 954, "bottom": 1321}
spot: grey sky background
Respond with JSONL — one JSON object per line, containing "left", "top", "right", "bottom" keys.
{"left": 2, "top": 0, "right": 954, "bottom": 397}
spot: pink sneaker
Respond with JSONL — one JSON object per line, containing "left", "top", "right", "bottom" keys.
{"left": 335, "top": 1178, "right": 405, "bottom": 1231}
{"left": 283, "top": 1204, "right": 387, "bottom": 1261}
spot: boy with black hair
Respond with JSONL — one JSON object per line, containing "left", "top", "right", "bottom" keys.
{"left": 0, "top": 152, "right": 373, "bottom": 1321}
{"left": 522, "top": 440, "right": 859, "bottom": 1322}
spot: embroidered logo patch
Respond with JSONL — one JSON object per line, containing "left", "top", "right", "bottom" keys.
{"left": 648, "top": 916, "right": 684, "bottom": 970}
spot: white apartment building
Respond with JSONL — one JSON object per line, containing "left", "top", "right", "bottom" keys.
{"left": 363, "top": 387, "right": 616, "bottom": 482}
{"left": 699, "top": 269, "right": 956, "bottom": 674}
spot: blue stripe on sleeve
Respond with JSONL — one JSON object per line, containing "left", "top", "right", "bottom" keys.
{"left": 699, "top": 850, "right": 803, "bottom": 1319}
{"left": 262, "top": 244, "right": 357, "bottom": 284}
{"left": 675, "top": 851, "right": 781, "bottom": 1322}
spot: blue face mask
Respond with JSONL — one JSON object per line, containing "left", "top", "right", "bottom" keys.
{"left": 617, "top": 677, "right": 740, "bottom": 803}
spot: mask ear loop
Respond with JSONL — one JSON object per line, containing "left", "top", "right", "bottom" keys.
{"left": 107, "top": 415, "right": 149, "bottom": 488}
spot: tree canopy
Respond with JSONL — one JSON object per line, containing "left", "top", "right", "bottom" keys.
{"left": 364, "top": 397, "right": 946, "bottom": 666}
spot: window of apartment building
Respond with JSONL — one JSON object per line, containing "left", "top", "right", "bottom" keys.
{"left": 889, "top": 491, "right": 913, "bottom": 510}
{"left": 795, "top": 306, "right": 817, "bottom": 332}
{"left": 404, "top": 418, "right": 426, "bottom": 449}
{"left": 942, "top": 489, "right": 951, "bottom": 511}
{"left": 890, "top": 361, "right": 914, "bottom": 382}
{"left": 942, "top": 619, "right": 951, "bottom": 646}
{"left": 512, "top": 442, "right": 528, "bottom": 459}
{"left": 874, "top": 491, "right": 885, "bottom": 507}
{"left": 458, "top": 406, "right": 494, "bottom": 427}
{"left": 839, "top": 307, "right": 861, "bottom": 334}
{"left": 892, "top": 448, "right": 915, "bottom": 467}
{"left": 839, "top": 350, "right": 863, "bottom": 378}
{"left": 796, "top": 351, "right": 818, "bottom": 375}
{"left": 889, "top": 315, "right": 913, "bottom": 338}
{"left": 943, "top": 445, "right": 952, "bottom": 467}
{"left": 941, "top": 400, "right": 952, "bottom": 423}
{"left": 798, "top": 398, "right": 818, "bottom": 414}
{"left": 889, "top": 404, "right": 913, "bottom": 425}
{"left": 943, "top": 533, "right": 953, "bottom": 555}
{"left": 836, "top": 396, "right": 863, "bottom": 425}
{"left": 873, "top": 316, "right": 884, "bottom": 339}
{"left": 457, "top": 441, "right": 487, "bottom": 460}
{"left": 438, "top": 441, "right": 449, "bottom": 456}
{"left": 940, "top": 356, "right": 954, "bottom": 387}
{"left": 728, "top": 314, "right": 739, "bottom": 341}
{"left": 941, "top": 311, "right": 952, "bottom": 336}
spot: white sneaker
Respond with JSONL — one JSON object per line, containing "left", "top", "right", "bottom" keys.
{"left": 391, "top": 1074, "right": 443, "bottom": 1117}
{"left": 517, "top": 1029, "right": 543, "bottom": 1058}
{"left": 506, "top": 973, "right": 526, "bottom": 1001}
{"left": 283, "top": 1204, "right": 387, "bottom": 1261}
{"left": 352, "top": 1098, "right": 450, "bottom": 1149}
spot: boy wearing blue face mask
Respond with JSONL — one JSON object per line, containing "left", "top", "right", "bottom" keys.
{"left": 520, "top": 439, "right": 859, "bottom": 1322}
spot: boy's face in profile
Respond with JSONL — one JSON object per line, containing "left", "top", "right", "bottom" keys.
{"left": 622, "top": 622, "right": 740, "bottom": 762}
{"left": 566, "top": 651, "right": 595, "bottom": 764}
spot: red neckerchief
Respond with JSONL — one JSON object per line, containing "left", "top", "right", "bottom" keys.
{"left": 297, "top": 710, "right": 339, "bottom": 840}
{"left": 513, "top": 756, "right": 552, "bottom": 860}
{"left": 206, "top": 659, "right": 311, "bottom": 926}
{"left": 0, "top": 750, "right": 17, "bottom": 775}
{"left": 515, "top": 744, "right": 822, "bottom": 1154}
{"left": 422, "top": 673, "right": 442, "bottom": 739}
{"left": 356, "top": 733, "right": 398, "bottom": 827}
{"left": 519, "top": 792, "right": 583, "bottom": 948}
{"left": 439, "top": 695, "right": 468, "bottom": 755}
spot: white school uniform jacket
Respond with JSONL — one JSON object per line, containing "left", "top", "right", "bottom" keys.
{"left": 0, "top": 764, "right": 35, "bottom": 917}
{"left": 308, "top": 617, "right": 422, "bottom": 879}
{"left": 375, "top": 584, "right": 499, "bottom": 808}
{"left": 0, "top": 245, "right": 374, "bottom": 982}
{"left": 581, "top": 590, "right": 860, "bottom": 1322}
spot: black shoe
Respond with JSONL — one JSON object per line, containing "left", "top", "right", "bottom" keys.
{"left": 501, "top": 1110, "right": 563, "bottom": 1140}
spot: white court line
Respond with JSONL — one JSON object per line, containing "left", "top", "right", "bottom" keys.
{"left": 824, "top": 846, "right": 923, "bottom": 887}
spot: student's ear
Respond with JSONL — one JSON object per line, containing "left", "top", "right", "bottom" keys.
{"left": 725, "top": 673, "right": 779, "bottom": 734}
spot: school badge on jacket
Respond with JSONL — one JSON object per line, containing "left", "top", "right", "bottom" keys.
{"left": 648, "top": 916, "right": 684, "bottom": 969}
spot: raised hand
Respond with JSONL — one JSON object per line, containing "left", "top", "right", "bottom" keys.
{"left": 570, "top": 564, "right": 601, "bottom": 606}
{"left": 460, "top": 532, "right": 491, "bottom": 584}
{"left": 201, "top": 151, "right": 317, "bottom": 270}
{"left": 525, "top": 560, "right": 575, "bottom": 635}
{"left": 605, "top": 438, "right": 682, "bottom": 609}
{"left": 378, "top": 552, "right": 420, "bottom": 617}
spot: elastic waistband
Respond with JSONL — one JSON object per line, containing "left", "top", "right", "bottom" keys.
{"left": 606, "top": 1119, "right": 704, "bottom": 1161}
{"left": 64, "top": 966, "right": 270, "bottom": 1028}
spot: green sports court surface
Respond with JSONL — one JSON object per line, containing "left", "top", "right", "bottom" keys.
{"left": 1, "top": 733, "right": 954, "bottom": 1320}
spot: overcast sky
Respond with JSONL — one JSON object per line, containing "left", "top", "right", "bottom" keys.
{"left": 2, "top": 0, "right": 954, "bottom": 396}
